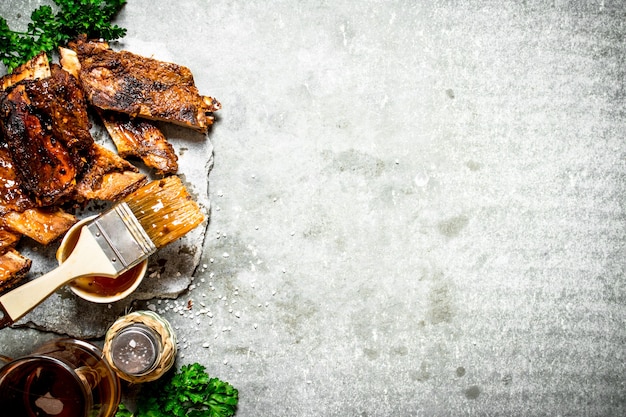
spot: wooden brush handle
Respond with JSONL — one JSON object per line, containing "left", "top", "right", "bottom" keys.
{"left": 0, "top": 228, "right": 118, "bottom": 328}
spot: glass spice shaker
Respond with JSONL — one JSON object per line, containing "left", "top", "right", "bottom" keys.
{"left": 109, "top": 323, "right": 160, "bottom": 377}
{"left": 103, "top": 311, "right": 176, "bottom": 383}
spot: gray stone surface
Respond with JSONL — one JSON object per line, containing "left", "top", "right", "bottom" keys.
{"left": 1, "top": 0, "right": 625, "bottom": 416}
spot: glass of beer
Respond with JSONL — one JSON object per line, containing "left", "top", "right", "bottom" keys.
{"left": 0, "top": 338, "right": 121, "bottom": 417}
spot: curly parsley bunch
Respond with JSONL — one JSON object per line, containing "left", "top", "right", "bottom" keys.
{"left": 116, "top": 363, "right": 240, "bottom": 417}
{"left": 0, "top": 0, "right": 127, "bottom": 72}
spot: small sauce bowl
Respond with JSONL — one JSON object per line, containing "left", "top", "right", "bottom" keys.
{"left": 56, "top": 215, "right": 148, "bottom": 304}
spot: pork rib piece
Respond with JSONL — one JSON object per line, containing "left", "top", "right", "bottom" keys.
{"left": 0, "top": 143, "right": 77, "bottom": 246}
{"left": 74, "top": 142, "right": 147, "bottom": 202}
{"left": 0, "top": 249, "right": 31, "bottom": 294}
{"left": 0, "top": 144, "right": 36, "bottom": 216}
{"left": 62, "top": 37, "right": 221, "bottom": 132}
{"left": 0, "top": 227, "right": 20, "bottom": 253}
{"left": 1, "top": 208, "right": 77, "bottom": 246}
{"left": 0, "top": 64, "right": 94, "bottom": 206}
{"left": 1, "top": 52, "right": 51, "bottom": 90}
{"left": 99, "top": 111, "right": 178, "bottom": 175}
{"left": 0, "top": 226, "right": 28, "bottom": 294}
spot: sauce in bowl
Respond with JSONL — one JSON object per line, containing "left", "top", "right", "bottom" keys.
{"left": 56, "top": 215, "right": 148, "bottom": 303}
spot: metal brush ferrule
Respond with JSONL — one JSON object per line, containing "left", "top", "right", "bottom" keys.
{"left": 86, "top": 202, "right": 157, "bottom": 274}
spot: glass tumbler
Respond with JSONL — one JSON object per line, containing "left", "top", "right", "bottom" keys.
{"left": 0, "top": 338, "right": 121, "bottom": 417}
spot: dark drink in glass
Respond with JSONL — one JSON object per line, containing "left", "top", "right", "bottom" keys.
{"left": 0, "top": 339, "right": 120, "bottom": 417}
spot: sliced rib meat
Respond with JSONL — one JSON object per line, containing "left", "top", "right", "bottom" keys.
{"left": 0, "top": 64, "right": 94, "bottom": 206}
{"left": 64, "top": 37, "right": 221, "bottom": 132}
{"left": 74, "top": 143, "right": 147, "bottom": 202}
{"left": 100, "top": 111, "right": 178, "bottom": 175}
{"left": 1, "top": 52, "right": 51, "bottom": 90}
{"left": 0, "top": 249, "right": 31, "bottom": 294}
{"left": 0, "top": 208, "right": 76, "bottom": 246}
{"left": 0, "top": 144, "right": 36, "bottom": 216}
{"left": 0, "top": 227, "right": 20, "bottom": 254}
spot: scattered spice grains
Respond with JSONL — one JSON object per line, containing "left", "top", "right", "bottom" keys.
{"left": 149, "top": 236, "right": 285, "bottom": 370}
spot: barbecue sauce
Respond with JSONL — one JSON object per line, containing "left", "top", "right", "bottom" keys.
{"left": 61, "top": 223, "right": 143, "bottom": 297}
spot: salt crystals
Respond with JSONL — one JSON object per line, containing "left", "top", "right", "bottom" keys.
{"left": 414, "top": 171, "right": 430, "bottom": 187}
{"left": 148, "top": 250, "right": 264, "bottom": 363}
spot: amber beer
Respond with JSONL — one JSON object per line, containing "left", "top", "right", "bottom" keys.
{"left": 0, "top": 357, "right": 88, "bottom": 416}
{"left": 0, "top": 339, "right": 120, "bottom": 417}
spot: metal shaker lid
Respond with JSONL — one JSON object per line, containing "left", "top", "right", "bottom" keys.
{"left": 109, "top": 324, "right": 160, "bottom": 376}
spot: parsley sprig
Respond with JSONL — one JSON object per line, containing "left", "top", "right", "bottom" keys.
{"left": 0, "top": 0, "right": 127, "bottom": 73}
{"left": 116, "top": 363, "right": 239, "bottom": 417}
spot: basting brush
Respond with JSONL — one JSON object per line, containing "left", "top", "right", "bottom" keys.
{"left": 0, "top": 175, "right": 204, "bottom": 328}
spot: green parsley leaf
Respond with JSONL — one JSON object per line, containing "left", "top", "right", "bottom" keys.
{"left": 115, "top": 363, "right": 239, "bottom": 417}
{"left": 114, "top": 403, "right": 134, "bottom": 417}
{"left": 0, "top": 0, "right": 127, "bottom": 73}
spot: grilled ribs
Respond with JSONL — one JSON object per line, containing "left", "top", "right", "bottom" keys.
{"left": 0, "top": 64, "right": 94, "bottom": 206}
{"left": 0, "top": 248, "right": 31, "bottom": 293}
{"left": 0, "top": 226, "right": 29, "bottom": 293}
{"left": 100, "top": 111, "right": 178, "bottom": 175}
{"left": 1, "top": 52, "right": 51, "bottom": 90}
{"left": 63, "top": 37, "right": 221, "bottom": 132}
{"left": 0, "top": 52, "right": 148, "bottom": 290}
{"left": 1, "top": 208, "right": 77, "bottom": 246}
{"left": 0, "top": 227, "right": 20, "bottom": 253}
{"left": 0, "top": 143, "right": 77, "bottom": 245}
{"left": 0, "top": 38, "right": 217, "bottom": 291}
{"left": 74, "top": 143, "right": 147, "bottom": 202}
{"left": 0, "top": 144, "right": 36, "bottom": 216}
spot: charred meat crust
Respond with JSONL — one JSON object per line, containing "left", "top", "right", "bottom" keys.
{"left": 0, "top": 221, "right": 28, "bottom": 293}
{"left": 0, "top": 227, "right": 21, "bottom": 253}
{"left": 0, "top": 83, "right": 77, "bottom": 205}
{"left": 0, "top": 64, "right": 94, "bottom": 206}
{"left": 0, "top": 144, "right": 36, "bottom": 215}
{"left": 0, "top": 248, "right": 32, "bottom": 293}
{"left": 0, "top": 42, "right": 218, "bottom": 285}
{"left": 69, "top": 36, "right": 220, "bottom": 132}
{"left": 32, "top": 65, "right": 94, "bottom": 167}
{"left": 74, "top": 143, "right": 147, "bottom": 202}
{"left": 100, "top": 111, "right": 178, "bottom": 175}
{"left": 1, "top": 52, "right": 51, "bottom": 90}
{"left": 0, "top": 208, "right": 77, "bottom": 246}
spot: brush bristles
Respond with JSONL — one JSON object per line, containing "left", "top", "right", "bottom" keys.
{"left": 123, "top": 176, "right": 205, "bottom": 248}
